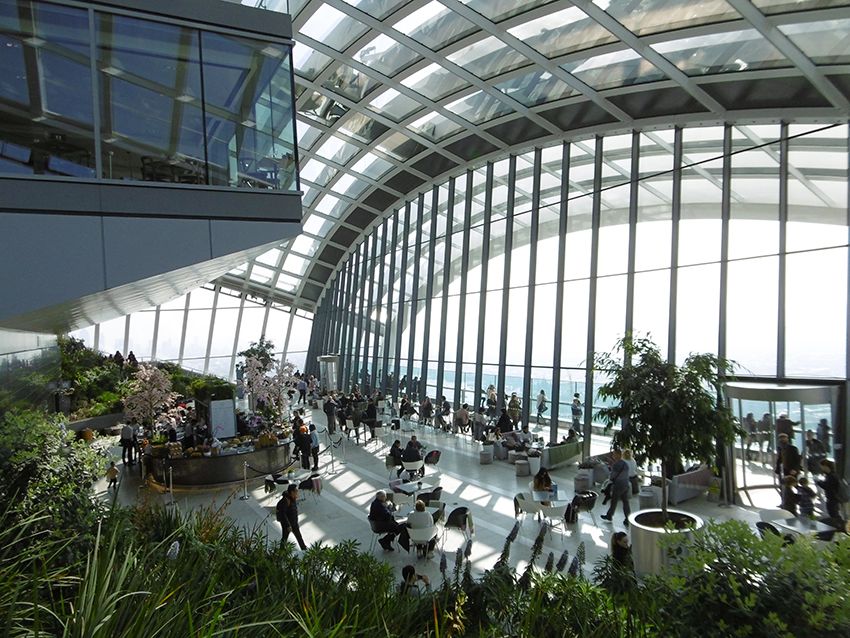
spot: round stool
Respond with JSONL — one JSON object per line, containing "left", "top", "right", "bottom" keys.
{"left": 479, "top": 448, "right": 494, "bottom": 464}
{"left": 515, "top": 460, "right": 530, "bottom": 476}
{"left": 574, "top": 474, "right": 592, "bottom": 493}
{"left": 508, "top": 450, "right": 518, "bottom": 464}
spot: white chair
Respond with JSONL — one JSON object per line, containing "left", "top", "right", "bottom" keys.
{"left": 407, "top": 525, "right": 437, "bottom": 559}
{"left": 402, "top": 459, "right": 424, "bottom": 479}
{"left": 541, "top": 503, "right": 569, "bottom": 538}
{"left": 372, "top": 425, "right": 386, "bottom": 449}
{"left": 390, "top": 492, "right": 414, "bottom": 510}
{"left": 514, "top": 493, "right": 544, "bottom": 523}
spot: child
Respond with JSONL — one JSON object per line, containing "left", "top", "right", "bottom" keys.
{"left": 106, "top": 461, "right": 119, "bottom": 490}
{"left": 796, "top": 476, "right": 816, "bottom": 517}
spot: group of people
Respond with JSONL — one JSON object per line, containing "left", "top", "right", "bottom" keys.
{"left": 368, "top": 491, "right": 438, "bottom": 556}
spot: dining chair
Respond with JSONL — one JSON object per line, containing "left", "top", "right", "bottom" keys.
{"left": 514, "top": 493, "right": 544, "bottom": 523}
{"left": 441, "top": 506, "right": 471, "bottom": 550}
{"left": 407, "top": 525, "right": 437, "bottom": 559}
{"left": 402, "top": 459, "right": 425, "bottom": 479}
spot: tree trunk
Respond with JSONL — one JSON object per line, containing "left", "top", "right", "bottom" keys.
{"left": 661, "top": 464, "right": 669, "bottom": 521}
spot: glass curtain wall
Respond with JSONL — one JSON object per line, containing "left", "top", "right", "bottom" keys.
{"left": 0, "top": 0, "right": 297, "bottom": 189}
{"left": 69, "top": 284, "right": 314, "bottom": 380}
{"left": 317, "top": 122, "right": 849, "bottom": 448}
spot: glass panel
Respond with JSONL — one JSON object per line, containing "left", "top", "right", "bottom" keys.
{"left": 653, "top": 30, "right": 788, "bottom": 76}
{"left": 494, "top": 70, "right": 575, "bottom": 107}
{"left": 779, "top": 19, "right": 850, "bottom": 65}
{"left": 727, "top": 257, "right": 778, "bottom": 375}
{"left": 202, "top": 31, "right": 296, "bottom": 190}
{"left": 235, "top": 306, "right": 266, "bottom": 353}
{"left": 299, "top": 159, "right": 337, "bottom": 187}
{"left": 787, "top": 124, "right": 848, "bottom": 252}
{"left": 341, "top": 0, "right": 409, "bottom": 20}
{"left": 679, "top": 126, "right": 724, "bottom": 265}
{"left": 99, "top": 15, "right": 203, "bottom": 183}
{"left": 594, "top": 0, "right": 739, "bottom": 37}
{"left": 505, "top": 287, "right": 528, "bottom": 365}
{"left": 447, "top": 36, "right": 530, "bottom": 79}
{"left": 341, "top": 111, "right": 389, "bottom": 144}
{"left": 377, "top": 131, "right": 425, "bottom": 161}
{"left": 407, "top": 111, "right": 463, "bottom": 142}
{"left": 753, "top": 0, "right": 850, "bottom": 14}
{"left": 560, "top": 279, "right": 589, "bottom": 368}
{"left": 461, "top": 0, "right": 557, "bottom": 23}
{"left": 463, "top": 292, "right": 479, "bottom": 362}
{"left": 729, "top": 129, "right": 779, "bottom": 259}
{"left": 445, "top": 91, "right": 513, "bottom": 124}
{"left": 299, "top": 89, "right": 349, "bottom": 125}
{"left": 394, "top": 1, "right": 476, "bottom": 50}
{"left": 786, "top": 248, "right": 846, "bottom": 377}
{"left": 300, "top": 4, "right": 368, "bottom": 52}
{"left": 322, "top": 64, "right": 380, "bottom": 102}
{"left": 532, "top": 283, "right": 557, "bottom": 368}
{"left": 594, "top": 274, "right": 626, "bottom": 354}
{"left": 0, "top": 0, "right": 95, "bottom": 178}
{"left": 367, "top": 88, "right": 422, "bottom": 122}
{"left": 292, "top": 43, "right": 331, "bottom": 80}
{"left": 563, "top": 48, "right": 666, "bottom": 90}
{"left": 155, "top": 309, "right": 184, "bottom": 360}
{"left": 401, "top": 63, "right": 468, "bottom": 101}
{"left": 633, "top": 270, "right": 670, "bottom": 355}
{"left": 315, "top": 135, "right": 360, "bottom": 165}
{"left": 98, "top": 316, "right": 126, "bottom": 356}
{"left": 508, "top": 6, "right": 615, "bottom": 58}
{"left": 126, "top": 311, "right": 155, "bottom": 359}
{"left": 675, "top": 263, "right": 719, "bottom": 364}
{"left": 355, "top": 33, "right": 419, "bottom": 77}
{"left": 182, "top": 309, "right": 212, "bottom": 358}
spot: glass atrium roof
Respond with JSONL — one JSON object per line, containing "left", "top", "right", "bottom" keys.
{"left": 218, "top": 0, "right": 850, "bottom": 312}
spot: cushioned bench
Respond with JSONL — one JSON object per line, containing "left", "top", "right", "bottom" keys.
{"left": 666, "top": 465, "right": 713, "bottom": 505}
{"left": 541, "top": 441, "right": 582, "bottom": 469}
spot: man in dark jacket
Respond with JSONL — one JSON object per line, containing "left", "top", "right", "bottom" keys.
{"left": 775, "top": 433, "right": 802, "bottom": 478}
{"left": 276, "top": 484, "right": 307, "bottom": 550}
{"left": 369, "top": 490, "right": 405, "bottom": 551}
{"left": 601, "top": 449, "right": 632, "bottom": 526}
{"left": 364, "top": 398, "right": 378, "bottom": 439}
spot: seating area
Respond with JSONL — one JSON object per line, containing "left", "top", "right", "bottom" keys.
{"left": 99, "top": 402, "right": 817, "bottom": 591}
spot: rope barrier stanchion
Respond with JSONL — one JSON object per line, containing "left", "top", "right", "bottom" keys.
{"left": 166, "top": 465, "right": 176, "bottom": 508}
{"left": 239, "top": 461, "right": 251, "bottom": 501}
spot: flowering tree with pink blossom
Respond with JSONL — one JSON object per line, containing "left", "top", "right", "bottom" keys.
{"left": 242, "top": 355, "right": 296, "bottom": 426}
{"left": 122, "top": 363, "right": 177, "bottom": 426}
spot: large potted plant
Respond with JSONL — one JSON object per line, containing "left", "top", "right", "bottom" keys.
{"left": 594, "top": 335, "right": 739, "bottom": 575}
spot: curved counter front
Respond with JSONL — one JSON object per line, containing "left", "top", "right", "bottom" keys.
{"left": 151, "top": 444, "right": 291, "bottom": 486}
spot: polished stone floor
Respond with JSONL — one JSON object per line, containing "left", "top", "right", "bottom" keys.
{"left": 100, "top": 409, "right": 787, "bottom": 586}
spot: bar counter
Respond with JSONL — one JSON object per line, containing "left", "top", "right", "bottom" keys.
{"left": 150, "top": 443, "right": 291, "bottom": 486}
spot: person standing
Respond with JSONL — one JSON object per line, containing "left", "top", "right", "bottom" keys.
{"left": 309, "top": 423, "right": 320, "bottom": 471}
{"left": 816, "top": 459, "right": 842, "bottom": 521}
{"left": 296, "top": 377, "right": 308, "bottom": 405}
{"left": 276, "top": 484, "right": 307, "bottom": 551}
{"left": 571, "top": 393, "right": 583, "bottom": 429}
{"left": 536, "top": 390, "right": 548, "bottom": 424}
{"left": 507, "top": 393, "right": 521, "bottom": 428}
{"left": 775, "top": 433, "right": 801, "bottom": 478}
{"left": 601, "top": 449, "right": 631, "bottom": 526}
{"left": 120, "top": 421, "right": 135, "bottom": 465}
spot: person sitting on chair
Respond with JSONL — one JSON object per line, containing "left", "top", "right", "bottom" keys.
{"left": 388, "top": 439, "right": 404, "bottom": 477}
{"left": 399, "top": 564, "right": 430, "bottom": 595}
{"left": 369, "top": 490, "right": 405, "bottom": 552}
{"left": 406, "top": 499, "right": 438, "bottom": 558}
{"left": 402, "top": 439, "right": 424, "bottom": 478}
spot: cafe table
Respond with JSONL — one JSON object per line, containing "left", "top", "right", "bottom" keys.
{"left": 531, "top": 489, "right": 568, "bottom": 504}
{"left": 769, "top": 516, "right": 835, "bottom": 536}
{"left": 396, "top": 481, "right": 437, "bottom": 499}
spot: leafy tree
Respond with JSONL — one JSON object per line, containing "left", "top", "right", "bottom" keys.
{"left": 237, "top": 336, "right": 276, "bottom": 373}
{"left": 594, "top": 335, "right": 739, "bottom": 518}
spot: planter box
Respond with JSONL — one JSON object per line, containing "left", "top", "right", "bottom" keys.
{"left": 628, "top": 508, "right": 704, "bottom": 576}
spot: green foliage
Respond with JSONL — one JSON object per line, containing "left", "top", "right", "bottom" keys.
{"left": 645, "top": 519, "right": 850, "bottom": 638}
{"left": 188, "top": 375, "right": 235, "bottom": 402}
{"left": 0, "top": 410, "right": 106, "bottom": 563}
{"left": 594, "top": 335, "right": 740, "bottom": 514}
{"left": 238, "top": 336, "right": 276, "bottom": 372}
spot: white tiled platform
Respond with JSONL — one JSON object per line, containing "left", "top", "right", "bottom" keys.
{"left": 99, "top": 411, "right": 777, "bottom": 584}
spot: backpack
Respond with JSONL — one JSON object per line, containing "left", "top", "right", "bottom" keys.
{"left": 564, "top": 503, "right": 578, "bottom": 524}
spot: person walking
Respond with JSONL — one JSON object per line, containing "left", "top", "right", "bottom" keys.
{"left": 106, "top": 461, "right": 119, "bottom": 490}
{"left": 120, "top": 422, "right": 135, "bottom": 465}
{"left": 276, "top": 484, "right": 307, "bottom": 551}
{"left": 536, "top": 390, "right": 548, "bottom": 424}
{"left": 601, "top": 449, "right": 631, "bottom": 526}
